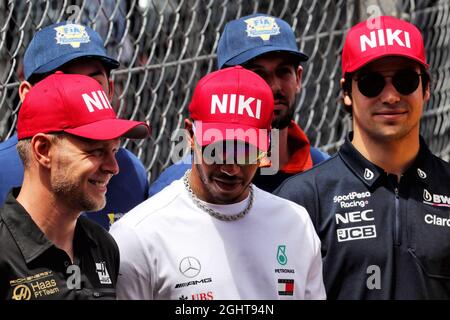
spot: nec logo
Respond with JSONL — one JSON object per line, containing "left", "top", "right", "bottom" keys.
{"left": 82, "top": 90, "right": 112, "bottom": 113}
{"left": 211, "top": 94, "right": 261, "bottom": 119}
{"left": 335, "top": 209, "right": 374, "bottom": 225}
{"left": 360, "top": 29, "right": 411, "bottom": 52}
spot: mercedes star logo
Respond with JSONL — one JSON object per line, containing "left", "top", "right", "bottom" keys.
{"left": 179, "top": 256, "right": 201, "bottom": 278}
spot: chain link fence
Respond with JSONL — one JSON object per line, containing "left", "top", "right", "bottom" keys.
{"left": 1, "top": 0, "right": 449, "bottom": 183}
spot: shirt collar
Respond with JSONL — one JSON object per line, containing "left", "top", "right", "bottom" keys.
{"left": 1, "top": 188, "right": 97, "bottom": 264}
{"left": 339, "top": 133, "right": 433, "bottom": 187}
{"left": 402, "top": 135, "right": 434, "bottom": 186}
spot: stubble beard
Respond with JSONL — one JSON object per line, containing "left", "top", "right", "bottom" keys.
{"left": 272, "top": 103, "right": 295, "bottom": 130}
{"left": 51, "top": 172, "right": 106, "bottom": 213}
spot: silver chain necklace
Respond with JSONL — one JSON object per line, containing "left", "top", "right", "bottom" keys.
{"left": 183, "top": 169, "right": 254, "bottom": 222}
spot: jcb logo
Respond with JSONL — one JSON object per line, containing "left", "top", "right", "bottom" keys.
{"left": 337, "top": 225, "right": 377, "bottom": 242}
{"left": 12, "top": 284, "right": 32, "bottom": 300}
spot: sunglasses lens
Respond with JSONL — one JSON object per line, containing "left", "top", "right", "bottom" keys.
{"left": 202, "top": 141, "right": 264, "bottom": 165}
{"left": 393, "top": 70, "right": 421, "bottom": 95}
{"left": 357, "top": 72, "right": 385, "bottom": 98}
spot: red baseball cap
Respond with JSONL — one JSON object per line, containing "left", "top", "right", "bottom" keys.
{"left": 189, "top": 66, "right": 274, "bottom": 152}
{"left": 342, "top": 15, "right": 428, "bottom": 75}
{"left": 18, "top": 72, "right": 150, "bottom": 140}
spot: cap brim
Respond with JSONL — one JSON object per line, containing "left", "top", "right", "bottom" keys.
{"left": 345, "top": 53, "right": 429, "bottom": 74}
{"left": 29, "top": 51, "right": 120, "bottom": 80}
{"left": 65, "top": 119, "right": 150, "bottom": 140}
{"left": 221, "top": 46, "right": 309, "bottom": 69}
{"left": 194, "top": 122, "right": 270, "bottom": 152}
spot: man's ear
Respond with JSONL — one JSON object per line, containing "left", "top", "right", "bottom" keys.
{"left": 424, "top": 81, "right": 431, "bottom": 102}
{"left": 30, "top": 134, "right": 54, "bottom": 169}
{"left": 184, "top": 119, "right": 195, "bottom": 148}
{"left": 340, "top": 78, "right": 352, "bottom": 106}
{"left": 296, "top": 65, "right": 303, "bottom": 93}
{"left": 107, "top": 79, "right": 115, "bottom": 101}
{"left": 19, "top": 81, "right": 33, "bottom": 102}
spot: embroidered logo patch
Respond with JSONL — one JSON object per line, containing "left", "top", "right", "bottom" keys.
{"left": 95, "top": 261, "right": 112, "bottom": 284}
{"left": 244, "top": 16, "right": 280, "bottom": 41}
{"left": 276, "top": 245, "right": 288, "bottom": 265}
{"left": 278, "top": 279, "right": 294, "bottom": 296}
{"left": 54, "top": 24, "right": 90, "bottom": 48}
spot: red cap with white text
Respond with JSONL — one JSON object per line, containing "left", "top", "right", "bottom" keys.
{"left": 342, "top": 15, "right": 428, "bottom": 74}
{"left": 188, "top": 66, "right": 274, "bottom": 152}
{"left": 18, "top": 72, "right": 150, "bottom": 140}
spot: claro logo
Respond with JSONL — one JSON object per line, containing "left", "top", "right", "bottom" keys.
{"left": 425, "top": 214, "right": 450, "bottom": 227}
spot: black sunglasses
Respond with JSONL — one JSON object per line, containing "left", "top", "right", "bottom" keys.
{"left": 355, "top": 69, "right": 423, "bottom": 98}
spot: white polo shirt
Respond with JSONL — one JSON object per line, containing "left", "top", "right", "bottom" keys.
{"left": 110, "top": 179, "right": 325, "bottom": 300}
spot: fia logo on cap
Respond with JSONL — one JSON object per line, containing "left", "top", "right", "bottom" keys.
{"left": 245, "top": 16, "right": 280, "bottom": 41}
{"left": 360, "top": 28, "right": 411, "bottom": 52}
{"left": 54, "top": 24, "right": 90, "bottom": 48}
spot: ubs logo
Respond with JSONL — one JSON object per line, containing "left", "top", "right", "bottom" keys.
{"left": 179, "top": 256, "right": 201, "bottom": 278}
{"left": 12, "top": 285, "right": 32, "bottom": 300}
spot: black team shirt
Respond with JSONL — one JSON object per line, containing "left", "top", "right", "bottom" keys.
{"left": 0, "top": 189, "right": 119, "bottom": 300}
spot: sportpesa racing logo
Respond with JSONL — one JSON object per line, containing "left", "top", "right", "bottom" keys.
{"left": 423, "top": 189, "right": 450, "bottom": 208}
{"left": 333, "top": 191, "right": 371, "bottom": 208}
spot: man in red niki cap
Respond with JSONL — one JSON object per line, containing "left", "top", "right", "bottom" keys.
{"left": 276, "top": 16, "right": 450, "bottom": 299}
{"left": 111, "top": 66, "right": 325, "bottom": 300}
{"left": 0, "top": 73, "right": 149, "bottom": 300}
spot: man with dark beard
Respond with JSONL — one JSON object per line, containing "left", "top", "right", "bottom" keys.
{"left": 149, "top": 14, "right": 329, "bottom": 195}
{"left": 0, "top": 73, "right": 149, "bottom": 300}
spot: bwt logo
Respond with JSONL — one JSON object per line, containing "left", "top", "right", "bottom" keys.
{"left": 360, "top": 29, "right": 411, "bottom": 52}
{"left": 335, "top": 209, "right": 374, "bottom": 225}
{"left": 211, "top": 94, "right": 262, "bottom": 119}
{"left": 423, "top": 189, "right": 450, "bottom": 207}
{"left": 82, "top": 90, "right": 113, "bottom": 113}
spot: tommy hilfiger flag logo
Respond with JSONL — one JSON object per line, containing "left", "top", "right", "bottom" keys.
{"left": 278, "top": 279, "right": 294, "bottom": 296}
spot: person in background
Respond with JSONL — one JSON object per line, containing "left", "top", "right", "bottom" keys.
{"left": 149, "top": 14, "right": 329, "bottom": 196}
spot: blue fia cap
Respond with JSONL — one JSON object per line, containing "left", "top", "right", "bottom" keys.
{"left": 217, "top": 14, "right": 309, "bottom": 69}
{"left": 24, "top": 21, "right": 119, "bottom": 80}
